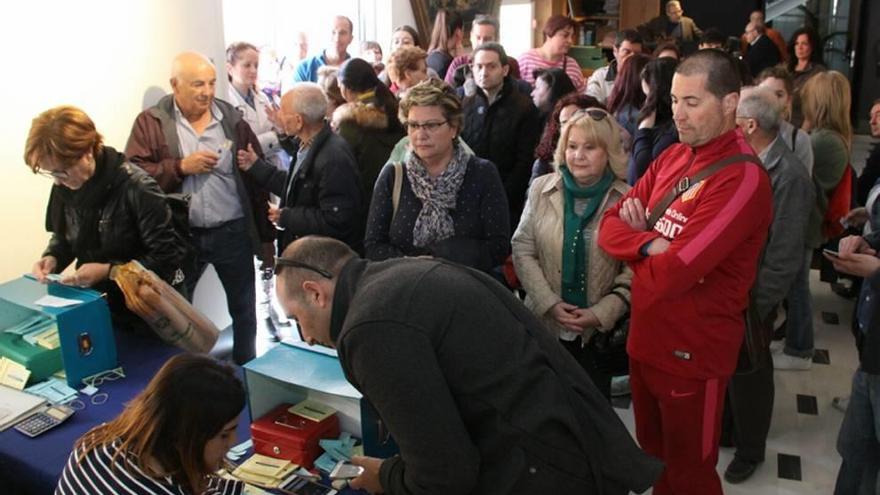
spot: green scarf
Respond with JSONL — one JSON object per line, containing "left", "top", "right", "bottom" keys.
{"left": 560, "top": 166, "right": 613, "bottom": 308}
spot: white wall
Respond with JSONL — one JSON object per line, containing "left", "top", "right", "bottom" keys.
{"left": 0, "top": 0, "right": 227, "bottom": 281}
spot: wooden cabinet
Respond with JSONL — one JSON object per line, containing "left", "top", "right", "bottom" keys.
{"left": 533, "top": 0, "right": 659, "bottom": 47}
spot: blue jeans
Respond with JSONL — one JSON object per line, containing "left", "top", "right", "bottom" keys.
{"left": 784, "top": 249, "right": 814, "bottom": 358}
{"left": 836, "top": 369, "right": 880, "bottom": 494}
{"left": 187, "top": 218, "right": 257, "bottom": 364}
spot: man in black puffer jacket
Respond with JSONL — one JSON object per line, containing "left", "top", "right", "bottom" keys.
{"left": 461, "top": 43, "right": 541, "bottom": 229}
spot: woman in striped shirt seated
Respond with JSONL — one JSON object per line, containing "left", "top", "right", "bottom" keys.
{"left": 55, "top": 355, "right": 245, "bottom": 495}
{"left": 517, "top": 15, "right": 586, "bottom": 93}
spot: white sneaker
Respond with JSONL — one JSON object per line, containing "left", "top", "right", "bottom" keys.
{"left": 773, "top": 352, "right": 813, "bottom": 371}
{"left": 769, "top": 340, "right": 784, "bottom": 354}
{"left": 611, "top": 376, "right": 631, "bottom": 397}
{"left": 832, "top": 396, "right": 850, "bottom": 412}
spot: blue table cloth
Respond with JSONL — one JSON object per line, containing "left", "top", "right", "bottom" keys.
{"left": 0, "top": 330, "right": 196, "bottom": 494}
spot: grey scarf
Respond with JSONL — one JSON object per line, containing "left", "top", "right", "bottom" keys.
{"left": 405, "top": 145, "right": 469, "bottom": 248}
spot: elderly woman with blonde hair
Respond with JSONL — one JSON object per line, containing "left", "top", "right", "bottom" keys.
{"left": 512, "top": 108, "right": 632, "bottom": 399}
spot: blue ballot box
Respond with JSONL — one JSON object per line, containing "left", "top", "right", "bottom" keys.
{"left": 244, "top": 342, "right": 398, "bottom": 459}
{"left": 0, "top": 276, "right": 117, "bottom": 387}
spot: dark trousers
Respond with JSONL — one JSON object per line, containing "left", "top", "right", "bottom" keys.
{"left": 187, "top": 218, "right": 257, "bottom": 364}
{"left": 722, "top": 348, "right": 775, "bottom": 462}
{"left": 559, "top": 337, "right": 612, "bottom": 400}
{"left": 835, "top": 369, "right": 880, "bottom": 494}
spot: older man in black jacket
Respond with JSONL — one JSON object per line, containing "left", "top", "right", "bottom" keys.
{"left": 274, "top": 236, "right": 662, "bottom": 495}
{"left": 460, "top": 42, "right": 541, "bottom": 228}
{"left": 238, "top": 83, "right": 364, "bottom": 253}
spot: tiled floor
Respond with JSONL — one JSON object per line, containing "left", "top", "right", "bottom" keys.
{"left": 613, "top": 268, "right": 859, "bottom": 494}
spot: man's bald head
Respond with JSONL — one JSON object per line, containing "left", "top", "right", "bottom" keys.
{"left": 170, "top": 52, "right": 216, "bottom": 118}
{"left": 171, "top": 51, "right": 215, "bottom": 80}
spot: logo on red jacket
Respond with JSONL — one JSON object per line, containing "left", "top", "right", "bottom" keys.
{"left": 681, "top": 180, "right": 705, "bottom": 202}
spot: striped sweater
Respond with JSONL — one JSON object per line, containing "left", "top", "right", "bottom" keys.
{"left": 516, "top": 49, "right": 585, "bottom": 93}
{"left": 55, "top": 440, "right": 243, "bottom": 495}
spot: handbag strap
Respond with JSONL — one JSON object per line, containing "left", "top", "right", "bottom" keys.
{"left": 646, "top": 154, "right": 762, "bottom": 230}
{"left": 391, "top": 162, "right": 403, "bottom": 224}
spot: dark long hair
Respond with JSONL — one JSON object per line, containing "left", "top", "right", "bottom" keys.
{"left": 607, "top": 53, "right": 652, "bottom": 117}
{"left": 638, "top": 56, "right": 677, "bottom": 125}
{"left": 75, "top": 355, "right": 245, "bottom": 494}
{"left": 787, "top": 27, "right": 824, "bottom": 72}
{"left": 338, "top": 58, "right": 402, "bottom": 132}
{"left": 534, "top": 93, "right": 605, "bottom": 162}
{"left": 534, "top": 68, "right": 577, "bottom": 114}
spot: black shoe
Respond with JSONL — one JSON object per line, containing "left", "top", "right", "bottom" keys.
{"left": 724, "top": 456, "right": 759, "bottom": 484}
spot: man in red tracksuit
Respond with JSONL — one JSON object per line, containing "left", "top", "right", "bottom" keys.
{"left": 598, "top": 49, "right": 773, "bottom": 494}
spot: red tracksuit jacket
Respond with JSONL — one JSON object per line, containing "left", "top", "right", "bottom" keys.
{"left": 598, "top": 129, "right": 773, "bottom": 380}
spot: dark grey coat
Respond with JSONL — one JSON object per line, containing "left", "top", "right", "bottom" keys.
{"left": 752, "top": 136, "right": 815, "bottom": 320}
{"left": 331, "top": 257, "right": 663, "bottom": 495}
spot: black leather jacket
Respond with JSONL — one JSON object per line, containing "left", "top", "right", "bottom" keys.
{"left": 43, "top": 147, "right": 187, "bottom": 284}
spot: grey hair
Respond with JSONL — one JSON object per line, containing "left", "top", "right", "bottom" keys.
{"left": 285, "top": 83, "right": 328, "bottom": 124}
{"left": 738, "top": 86, "right": 782, "bottom": 134}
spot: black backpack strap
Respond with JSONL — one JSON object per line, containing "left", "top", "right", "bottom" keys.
{"left": 646, "top": 154, "right": 761, "bottom": 230}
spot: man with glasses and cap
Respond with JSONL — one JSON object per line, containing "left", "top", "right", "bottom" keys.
{"left": 273, "top": 235, "right": 662, "bottom": 495}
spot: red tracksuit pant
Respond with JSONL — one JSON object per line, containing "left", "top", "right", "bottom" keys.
{"left": 630, "top": 358, "right": 729, "bottom": 495}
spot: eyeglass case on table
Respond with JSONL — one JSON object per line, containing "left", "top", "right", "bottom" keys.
{"left": 244, "top": 342, "right": 398, "bottom": 460}
{"left": 0, "top": 275, "right": 117, "bottom": 388}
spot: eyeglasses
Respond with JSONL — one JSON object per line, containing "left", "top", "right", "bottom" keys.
{"left": 273, "top": 257, "right": 333, "bottom": 278}
{"left": 405, "top": 120, "right": 448, "bottom": 133}
{"left": 35, "top": 169, "right": 70, "bottom": 179}
{"left": 82, "top": 366, "right": 126, "bottom": 387}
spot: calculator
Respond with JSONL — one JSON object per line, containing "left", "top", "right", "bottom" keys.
{"left": 14, "top": 404, "right": 75, "bottom": 437}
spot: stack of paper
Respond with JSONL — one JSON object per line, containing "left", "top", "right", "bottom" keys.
{"left": 232, "top": 453, "right": 299, "bottom": 488}
{"left": 24, "top": 325, "right": 59, "bottom": 349}
{"left": 4, "top": 314, "right": 55, "bottom": 341}
{"left": 0, "top": 358, "right": 31, "bottom": 390}
{"left": 0, "top": 385, "right": 46, "bottom": 431}
{"left": 314, "top": 432, "right": 363, "bottom": 474}
{"left": 25, "top": 378, "right": 78, "bottom": 404}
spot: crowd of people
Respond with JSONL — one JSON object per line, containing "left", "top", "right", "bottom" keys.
{"left": 23, "top": 3, "right": 880, "bottom": 494}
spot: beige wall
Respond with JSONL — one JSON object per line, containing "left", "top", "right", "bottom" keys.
{"left": 0, "top": 1, "right": 227, "bottom": 280}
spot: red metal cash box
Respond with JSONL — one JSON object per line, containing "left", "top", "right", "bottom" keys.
{"left": 250, "top": 403, "right": 340, "bottom": 468}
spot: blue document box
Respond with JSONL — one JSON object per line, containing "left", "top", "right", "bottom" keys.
{"left": 244, "top": 343, "right": 398, "bottom": 458}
